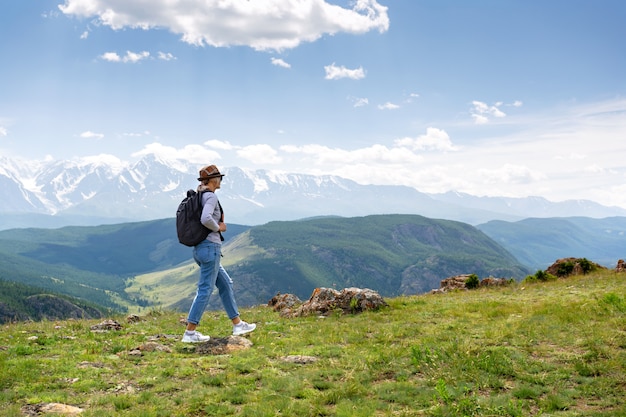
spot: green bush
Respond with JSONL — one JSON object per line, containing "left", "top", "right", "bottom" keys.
{"left": 578, "top": 258, "right": 596, "bottom": 274}
{"left": 465, "top": 274, "right": 480, "bottom": 289}
{"left": 523, "top": 270, "right": 556, "bottom": 283}
{"left": 556, "top": 261, "right": 575, "bottom": 277}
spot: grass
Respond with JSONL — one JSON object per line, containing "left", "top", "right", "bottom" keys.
{"left": 1, "top": 270, "right": 625, "bottom": 416}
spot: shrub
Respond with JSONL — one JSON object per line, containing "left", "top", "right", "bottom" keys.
{"left": 523, "top": 270, "right": 556, "bottom": 283}
{"left": 556, "top": 261, "right": 575, "bottom": 277}
{"left": 578, "top": 258, "right": 596, "bottom": 274}
{"left": 465, "top": 274, "right": 480, "bottom": 289}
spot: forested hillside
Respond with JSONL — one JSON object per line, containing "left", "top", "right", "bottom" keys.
{"left": 0, "top": 280, "right": 106, "bottom": 324}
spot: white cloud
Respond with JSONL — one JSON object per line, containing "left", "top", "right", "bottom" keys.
{"left": 100, "top": 52, "right": 121, "bottom": 62}
{"left": 0, "top": 126, "right": 7, "bottom": 136}
{"left": 191, "top": 139, "right": 281, "bottom": 164}
{"left": 584, "top": 164, "right": 605, "bottom": 174}
{"left": 237, "top": 144, "right": 282, "bottom": 164}
{"left": 79, "top": 131, "right": 104, "bottom": 139}
{"left": 123, "top": 131, "right": 151, "bottom": 138}
{"left": 352, "top": 97, "right": 369, "bottom": 107}
{"left": 100, "top": 50, "right": 150, "bottom": 63}
{"left": 41, "top": 9, "right": 60, "bottom": 18}
{"left": 394, "top": 128, "right": 459, "bottom": 152}
{"left": 124, "top": 50, "right": 150, "bottom": 63}
{"left": 158, "top": 51, "right": 176, "bottom": 61}
{"left": 470, "top": 100, "right": 507, "bottom": 124}
{"left": 378, "top": 102, "right": 399, "bottom": 110}
{"left": 59, "top": 0, "right": 389, "bottom": 52}
{"left": 133, "top": 142, "right": 220, "bottom": 164}
{"left": 271, "top": 57, "right": 291, "bottom": 68}
{"left": 204, "top": 139, "right": 236, "bottom": 151}
{"left": 554, "top": 152, "right": 586, "bottom": 161}
{"left": 324, "top": 63, "right": 366, "bottom": 80}
{"left": 404, "top": 93, "right": 419, "bottom": 103}
{"left": 477, "top": 163, "right": 546, "bottom": 185}
{"left": 472, "top": 114, "right": 489, "bottom": 125}
{"left": 280, "top": 143, "right": 422, "bottom": 165}
{"left": 80, "top": 30, "right": 89, "bottom": 39}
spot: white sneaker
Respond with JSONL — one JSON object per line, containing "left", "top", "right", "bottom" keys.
{"left": 181, "top": 331, "right": 211, "bottom": 343}
{"left": 233, "top": 321, "right": 256, "bottom": 336}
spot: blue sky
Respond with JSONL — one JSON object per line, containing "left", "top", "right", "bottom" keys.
{"left": 1, "top": 0, "right": 625, "bottom": 208}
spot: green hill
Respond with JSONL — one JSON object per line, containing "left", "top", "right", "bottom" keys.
{"left": 1, "top": 271, "right": 624, "bottom": 416}
{"left": 0, "top": 280, "right": 107, "bottom": 324}
{"left": 477, "top": 216, "right": 626, "bottom": 270}
{"left": 205, "top": 214, "right": 530, "bottom": 309}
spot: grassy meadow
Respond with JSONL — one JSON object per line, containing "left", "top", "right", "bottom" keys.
{"left": 1, "top": 270, "right": 625, "bottom": 416}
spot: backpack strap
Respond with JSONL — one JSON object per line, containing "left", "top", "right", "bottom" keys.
{"left": 217, "top": 200, "right": 225, "bottom": 241}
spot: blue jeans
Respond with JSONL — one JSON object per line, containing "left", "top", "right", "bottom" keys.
{"left": 186, "top": 241, "right": 240, "bottom": 325}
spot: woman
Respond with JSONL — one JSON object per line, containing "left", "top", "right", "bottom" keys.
{"left": 182, "top": 165, "right": 256, "bottom": 343}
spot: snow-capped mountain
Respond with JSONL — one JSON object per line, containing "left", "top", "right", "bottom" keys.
{"left": 1, "top": 154, "right": 625, "bottom": 230}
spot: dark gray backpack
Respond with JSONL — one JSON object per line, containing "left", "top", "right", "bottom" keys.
{"left": 176, "top": 190, "right": 209, "bottom": 247}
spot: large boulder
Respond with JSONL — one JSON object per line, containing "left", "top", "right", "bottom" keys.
{"left": 545, "top": 258, "right": 606, "bottom": 277}
{"left": 270, "top": 287, "right": 388, "bottom": 317}
{"left": 430, "top": 274, "right": 511, "bottom": 293}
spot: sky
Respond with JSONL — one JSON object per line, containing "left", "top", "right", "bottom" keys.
{"left": 1, "top": 0, "right": 625, "bottom": 208}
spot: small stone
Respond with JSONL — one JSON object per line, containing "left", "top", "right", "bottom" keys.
{"left": 282, "top": 355, "right": 318, "bottom": 364}
{"left": 39, "top": 403, "right": 84, "bottom": 415}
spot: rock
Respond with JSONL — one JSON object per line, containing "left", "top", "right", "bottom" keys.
{"left": 147, "top": 334, "right": 179, "bottom": 341}
{"left": 268, "top": 293, "right": 302, "bottom": 313}
{"left": 135, "top": 342, "right": 172, "bottom": 353}
{"left": 193, "top": 336, "right": 253, "bottom": 355}
{"left": 77, "top": 361, "right": 105, "bottom": 369}
{"left": 22, "top": 403, "right": 84, "bottom": 415}
{"left": 436, "top": 275, "right": 472, "bottom": 292}
{"left": 282, "top": 355, "right": 318, "bottom": 364}
{"left": 480, "top": 277, "right": 511, "bottom": 287}
{"left": 279, "top": 287, "right": 387, "bottom": 318}
{"left": 545, "top": 258, "right": 607, "bottom": 277}
{"left": 126, "top": 314, "right": 144, "bottom": 323}
{"left": 431, "top": 274, "right": 512, "bottom": 293}
{"left": 90, "top": 319, "right": 122, "bottom": 332}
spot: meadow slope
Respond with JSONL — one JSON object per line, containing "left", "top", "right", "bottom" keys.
{"left": 1, "top": 270, "right": 625, "bottom": 416}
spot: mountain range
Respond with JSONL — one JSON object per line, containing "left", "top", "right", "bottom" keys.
{"left": 2, "top": 154, "right": 626, "bottom": 230}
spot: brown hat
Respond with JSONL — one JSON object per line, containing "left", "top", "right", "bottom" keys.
{"left": 198, "top": 165, "right": 224, "bottom": 181}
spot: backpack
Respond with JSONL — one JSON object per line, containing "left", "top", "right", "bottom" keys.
{"left": 176, "top": 190, "right": 210, "bottom": 246}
